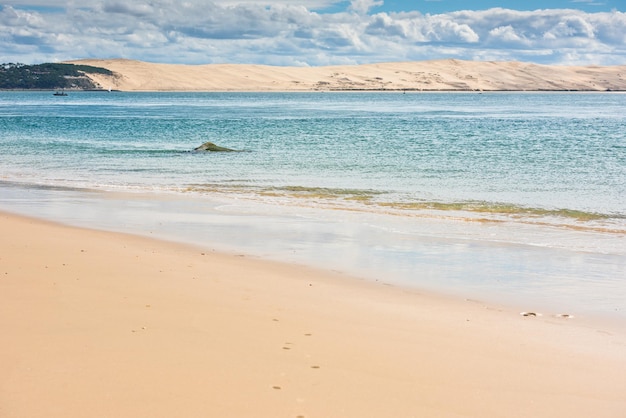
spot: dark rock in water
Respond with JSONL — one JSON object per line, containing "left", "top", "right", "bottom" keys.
{"left": 193, "top": 141, "right": 239, "bottom": 152}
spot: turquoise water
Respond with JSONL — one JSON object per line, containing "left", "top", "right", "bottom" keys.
{"left": 1, "top": 91, "right": 625, "bottom": 317}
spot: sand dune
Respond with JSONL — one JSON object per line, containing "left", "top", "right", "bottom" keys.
{"left": 68, "top": 58, "right": 626, "bottom": 92}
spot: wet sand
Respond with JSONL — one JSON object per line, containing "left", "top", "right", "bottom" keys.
{"left": 1, "top": 211, "right": 625, "bottom": 417}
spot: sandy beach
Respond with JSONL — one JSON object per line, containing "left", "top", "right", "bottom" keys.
{"left": 68, "top": 58, "right": 626, "bottom": 92}
{"left": 1, "top": 210, "right": 625, "bottom": 417}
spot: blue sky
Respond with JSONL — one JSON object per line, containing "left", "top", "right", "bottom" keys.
{"left": 370, "top": 1, "right": 624, "bottom": 14}
{"left": 321, "top": 0, "right": 625, "bottom": 14}
{"left": 1, "top": 1, "right": 625, "bottom": 66}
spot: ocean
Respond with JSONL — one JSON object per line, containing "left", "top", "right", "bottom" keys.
{"left": 1, "top": 91, "right": 625, "bottom": 318}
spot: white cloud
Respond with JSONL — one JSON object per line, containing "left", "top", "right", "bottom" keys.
{"left": 424, "top": 16, "right": 480, "bottom": 43}
{"left": 0, "top": 4, "right": 46, "bottom": 27}
{"left": 0, "top": 2, "right": 624, "bottom": 65}
{"left": 3, "top": 0, "right": 340, "bottom": 8}
{"left": 349, "top": 0, "right": 383, "bottom": 15}
{"left": 489, "top": 25, "right": 526, "bottom": 45}
{"left": 543, "top": 14, "right": 595, "bottom": 38}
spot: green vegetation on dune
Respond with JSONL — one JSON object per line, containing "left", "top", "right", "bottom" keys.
{"left": 0, "top": 62, "right": 113, "bottom": 90}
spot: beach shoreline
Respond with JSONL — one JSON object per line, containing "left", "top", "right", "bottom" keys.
{"left": 2, "top": 181, "right": 624, "bottom": 322}
{"left": 2, "top": 209, "right": 626, "bottom": 417}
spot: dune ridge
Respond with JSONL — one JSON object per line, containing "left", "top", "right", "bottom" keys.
{"left": 68, "top": 58, "right": 626, "bottom": 92}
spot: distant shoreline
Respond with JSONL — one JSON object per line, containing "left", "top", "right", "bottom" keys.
{"left": 3, "top": 88, "right": 624, "bottom": 93}
{"left": 64, "top": 58, "right": 626, "bottom": 92}
{"left": 0, "top": 89, "right": 119, "bottom": 92}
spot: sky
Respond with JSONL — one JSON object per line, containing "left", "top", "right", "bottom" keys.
{"left": 1, "top": 1, "right": 625, "bottom": 66}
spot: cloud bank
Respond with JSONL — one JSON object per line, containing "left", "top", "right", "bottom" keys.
{"left": 1, "top": 1, "right": 625, "bottom": 65}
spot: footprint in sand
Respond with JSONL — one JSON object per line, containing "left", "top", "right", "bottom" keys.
{"left": 131, "top": 326, "right": 148, "bottom": 333}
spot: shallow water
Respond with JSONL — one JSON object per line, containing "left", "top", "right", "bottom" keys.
{"left": 1, "top": 91, "right": 625, "bottom": 319}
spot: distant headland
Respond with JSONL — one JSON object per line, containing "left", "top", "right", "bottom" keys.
{"left": 0, "top": 62, "right": 113, "bottom": 91}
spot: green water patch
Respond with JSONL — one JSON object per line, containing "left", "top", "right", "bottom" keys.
{"left": 377, "top": 200, "right": 612, "bottom": 221}
{"left": 182, "top": 183, "right": 618, "bottom": 224}
{"left": 183, "top": 183, "right": 250, "bottom": 194}
{"left": 184, "top": 183, "right": 384, "bottom": 202}
{"left": 261, "top": 185, "right": 384, "bottom": 201}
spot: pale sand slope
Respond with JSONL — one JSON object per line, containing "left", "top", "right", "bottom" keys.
{"left": 1, "top": 211, "right": 626, "bottom": 417}
{"left": 68, "top": 58, "right": 626, "bottom": 92}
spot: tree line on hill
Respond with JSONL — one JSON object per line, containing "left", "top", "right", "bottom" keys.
{"left": 0, "top": 62, "right": 112, "bottom": 90}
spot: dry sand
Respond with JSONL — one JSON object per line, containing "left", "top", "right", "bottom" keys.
{"left": 1, "top": 210, "right": 626, "bottom": 417}
{"left": 68, "top": 58, "right": 626, "bottom": 92}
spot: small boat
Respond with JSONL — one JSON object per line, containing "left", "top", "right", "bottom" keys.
{"left": 53, "top": 90, "right": 68, "bottom": 96}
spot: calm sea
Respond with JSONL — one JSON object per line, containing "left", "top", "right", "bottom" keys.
{"left": 1, "top": 91, "right": 625, "bottom": 318}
